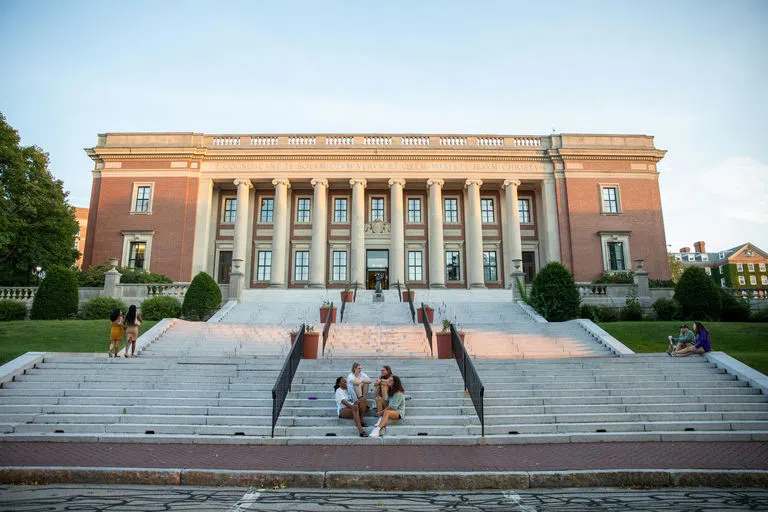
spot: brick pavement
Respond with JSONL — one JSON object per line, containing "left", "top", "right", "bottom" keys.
{"left": 1, "top": 442, "right": 766, "bottom": 472}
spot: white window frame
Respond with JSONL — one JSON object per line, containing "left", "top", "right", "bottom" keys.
{"left": 120, "top": 230, "right": 154, "bottom": 271}
{"left": 221, "top": 195, "right": 237, "bottom": 224}
{"left": 599, "top": 232, "right": 631, "bottom": 273}
{"left": 258, "top": 196, "right": 274, "bottom": 224}
{"left": 295, "top": 196, "right": 311, "bottom": 224}
{"left": 687, "top": 254, "right": 695, "bottom": 262}
{"left": 721, "top": 278, "right": 726, "bottom": 287}
{"left": 130, "top": 182, "right": 154, "bottom": 214}
{"left": 674, "top": 254, "right": 682, "bottom": 261}
{"left": 518, "top": 198, "right": 532, "bottom": 224}
{"left": 370, "top": 196, "right": 386, "bottom": 222}
{"left": 256, "top": 250, "right": 272, "bottom": 281}
{"left": 738, "top": 275, "right": 746, "bottom": 285}
{"left": 407, "top": 251, "right": 424, "bottom": 281}
{"left": 331, "top": 250, "right": 348, "bottom": 282}
{"left": 483, "top": 250, "right": 499, "bottom": 282}
{"left": 750, "top": 275, "right": 757, "bottom": 286}
{"left": 332, "top": 196, "right": 349, "bottom": 224}
{"left": 701, "top": 254, "right": 709, "bottom": 261}
{"left": 480, "top": 197, "right": 496, "bottom": 224}
{"left": 293, "top": 249, "right": 310, "bottom": 282}
{"left": 705, "top": 267, "right": 712, "bottom": 276}
{"left": 748, "top": 263, "right": 755, "bottom": 272}
{"left": 599, "top": 184, "right": 621, "bottom": 214}
{"left": 444, "top": 197, "right": 459, "bottom": 224}
{"left": 406, "top": 197, "right": 423, "bottom": 224}
{"left": 760, "top": 263, "right": 766, "bottom": 272}
{"left": 762, "top": 275, "right": 768, "bottom": 286}
{"left": 719, "top": 251, "right": 725, "bottom": 259}
{"left": 737, "top": 263, "right": 744, "bottom": 272}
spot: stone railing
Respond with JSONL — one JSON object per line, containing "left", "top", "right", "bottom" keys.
{"left": 577, "top": 283, "right": 633, "bottom": 297}
{"left": 726, "top": 287, "right": 768, "bottom": 300}
{"left": 0, "top": 287, "right": 36, "bottom": 305}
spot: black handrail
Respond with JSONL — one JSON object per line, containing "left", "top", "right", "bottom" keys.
{"left": 420, "top": 302, "right": 433, "bottom": 357}
{"left": 396, "top": 281, "right": 402, "bottom": 301}
{"left": 322, "top": 301, "right": 333, "bottom": 356}
{"left": 271, "top": 324, "right": 305, "bottom": 437}
{"left": 449, "top": 324, "right": 484, "bottom": 437}
{"left": 406, "top": 289, "right": 416, "bottom": 323}
{"left": 340, "top": 295, "right": 347, "bottom": 323}
{"left": 353, "top": 281, "right": 359, "bottom": 302}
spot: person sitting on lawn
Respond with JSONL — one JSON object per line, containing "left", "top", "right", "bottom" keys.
{"left": 673, "top": 321, "right": 712, "bottom": 357}
{"left": 334, "top": 376, "right": 369, "bottom": 437}
{"left": 666, "top": 323, "right": 694, "bottom": 355}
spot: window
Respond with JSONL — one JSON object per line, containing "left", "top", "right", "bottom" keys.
{"left": 133, "top": 185, "right": 152, "bottom": 213}
{"left": 687, "top": 254, "right": 695, "bottom": 262}
{"left": 445, "top": 251, "right": 460, "bottom": 281}
{"left": 407, "top": 198, "right": 422, "bottom": 223}
{"left": 260, "top": 198, "right": 274, "bottom": 223}
{"left": 483, "top": 251, "right": 498, "bottom": 281}
{"left": 705, "top": 267, "right": 712, "bottom": 276}
{"left": 256, "top": 251, "right": 272, "bottom": 281}
{"left": 481, "top": 198, "right": 495, "bottom": 223}
{"left": 217, "top": 251, "right": 232, "bottom": 284}
{"left": 444, "top": 198, "right": 458, "bottom": 223}
{"left": 738, "top": 276, "right": 746, "bottom": 285}
{"left": 332, "top": 251, "right": 347, "bottom": 281}
{"left": 223, "top": 198, "right": 237, "bottom": 223}
{"left": 720, "top": 265, "right": 725, "bottom": 273}
{"left": 721, "top": 278, "right": 726, "bottom": 287}
{"left": 128, "top": 242, "right": 146, "bottom": 270}
{"left": 407, "top": 251, "right": 423, "bottom": 281}
{"left": 607, "top": 242, "right": 626, "bottom": 271}
{"left": 719, "top": 252, "right": 725, "bottom": 259}
{"left": 334, "top": 198, "right": 348, "bottom": 223}
{"left": 748, "top": 263, "right": 755, "bottom": 272}
{"left": 760, "top": 264, "right": 766, "bottom": 272}
{"left": 750, "top": 275, "right": 757, "bottom": 285}
{"left": 602, "top": 186, "right": 619, "bottom": 213}
{"left": 296, "top": 198, "right": 311, "bottom": 223}
{"left": 294, "top": 251, "right": 309, "bottom": 281}
{"left": 371, "top": 197, "right": 384, "bottom": 221}
{"left": 737, "top": 264, "right": 744, "bottom": 272}
{"left": 674, "top": 254, "right": 682, "bottom": 261}
{"left": 701, "top": 254, "right": 709, "bottom": 261}
{"left": 518, "top": 199, "right": 531, "bottom": 223}
{"left": 762, "top": 275, "right": 768, "bottom": 285}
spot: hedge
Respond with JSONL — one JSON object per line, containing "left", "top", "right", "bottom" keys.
{"left": 530, "top": 262, "right": 580, "bottom": 322}
{"left": 0, "top": 300, "right": 27, "bottom": 321}
{"left": 652, "top": 298, "right": 681, "bottom": 321}
{"left": 181, "top": 272, "right": 222, "bottom": 321}
{"left": 30, "top": 266, "right": 79, "bottom": 320}
{"left": 141, "top": 296, "right": 182, "bottom": 320}
{"left": 81, "top": 297, "right": 128, "bottom": 320}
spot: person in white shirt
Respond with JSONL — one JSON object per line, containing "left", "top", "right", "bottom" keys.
{"left": 347, "top": 362, "right": 372, "bottom": 400}
{"left": 334, "top": 376, "right": 369, "bottom": 437}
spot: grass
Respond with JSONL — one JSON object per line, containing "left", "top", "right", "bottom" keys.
{"left": 599, "top": 321, "right": 768, "bottom": 375}
{"left": 0, "top": 320, "right": 159, "bottom": 365}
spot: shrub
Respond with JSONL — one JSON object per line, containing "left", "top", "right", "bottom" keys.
{"left": 77, "top": 261, "right": 172, "bottom": 287}
{"left": 0, "top": 300, "right": 27, "bottom": 321}
{"left": 30, "top": 266, "right": 79, "bottom": 320}
{"left": 181, "top": 272, "right": 222, "bottom": 321}
{"left": 719, "top": 288, "right": 751, "bottom": 322}
{"left": 750, "top": 307, "right": 768, "bottom": 323}
{"left": 652, "top": 298, "right": 681, "bottom": 321}
{"left": 649, "top": 279, "right": 675, "bottom": 288}
{"left": 596, "top": 306, "right": 620, "bottom": 322}
{"left": 674, "top": 267, "right": 721, "bottom": 321}
{"left": 621, "top": 285, "right": 643, "bottom": 321}
{"left": 141, "top": 296, "right": 182, "bottom": 320}
{"left": 530, "top": 262, "right": 580, "bottom": 322}
{"left": 81, "top": 296, "right": 128, "bottom": 320}
{"left": 579, "top": 304, "right": 600, "bottom": 322}
{"left": 593, "top": 272, "right": 634, "bottom": 284}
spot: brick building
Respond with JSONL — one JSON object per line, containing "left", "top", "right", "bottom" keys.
{"left": 74, "top": 206, "right": 89, "bottom": 268}
{"left": 83, "top": 132, "right": 670, "bottom": 295}
{"left": 673, "top": 241, "right": 768, "bottom": 289}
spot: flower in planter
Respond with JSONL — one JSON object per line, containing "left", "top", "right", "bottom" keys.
{"left": 321, "top": 300, "right": 333, "bottom": 309}
{"left": 441, "top": 318, "right": 451, "bottom": 333}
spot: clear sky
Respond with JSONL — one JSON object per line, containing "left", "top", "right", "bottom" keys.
{"left": 1, "top": 0, "right": 766, "bottom": 254}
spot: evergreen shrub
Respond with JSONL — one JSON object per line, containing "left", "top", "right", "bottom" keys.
{"left": 596, "top": 306, "right": 620, "bottom": 322}
{"left": 30, "top": 266, "right": 79, "bottom": 320}
{"left": 77, "top": 262, "right": 172, "bottom": 287}
{"left": 530, "top": 262, "right": 580, "bottom": 322}
{"left": 579, "top": 304, "right": 600, "bottom": 322}
{"left": 652, "top": 298, "right": 681, "bottom": 321}
{"left": 750, "top": 308, "right": 768, "bottom": 323}
{"left": 718, "top": 288, "right": 751, "bottom": 322}
{"left": 621, "top": 285, "right": 643, "bottom": 320}
{"left": 674, "top": 267, "right": 721, "bottom": 321}
{"left": 181, "top": 272, "right": 222, "bottom": 321}
{"left": 81, "top": 297, "right": 128, "bottom": 320}
{"left": 141, "top": 296, "right": 182, "bottom": 320}
{"left": 0, "top": 300, "right": 27, "bottom": 321}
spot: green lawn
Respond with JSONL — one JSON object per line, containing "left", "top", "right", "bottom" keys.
{"left": 599, "top": 321, "right": 768, "bottom": 375}
{"left": 0, "top": 320, "right": 159, "bottom": 364}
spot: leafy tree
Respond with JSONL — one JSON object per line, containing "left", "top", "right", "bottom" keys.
{"left": 0, "top": 113, "right": 79, "bottom": 285}
{"left": 668, "top": 255, "right": 686, "bottom": 283}
{"left": 181, "top": 272, "right": 222, "bottom": 321}
{"left": 621, "top": 284, "right": 643, "bottom": 320}
{"left": 30, "top": 266, "right": 79, "bottom": 320}
{"left": 674, "top": 267, "right": 721, "bottom": 321}
{"left": 718, "top": 288, "right": 750, "bottom": 322}
{"left": 530, "top": 262, "right": 580, "bottom": 322}
{"left": 77, "top": 261, "right": 172, "bottom": 287}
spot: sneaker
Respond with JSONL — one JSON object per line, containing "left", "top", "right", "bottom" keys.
{"left": 370, "top": 427, "right": 380, "bottom": 438}
{"left": 404, "top": 394, "right": 412, "bottom": 401}
{"left": 359, "top": 430, "right": 369, "bottom": 437}
{"left": 361, "top": 422, "right": 368, "bottom": 428}
{"left": 665, "top": 349, "right": 673, "bottom": 355}
{"left": 375, "top": 418, "right": 382, "bottom": 427}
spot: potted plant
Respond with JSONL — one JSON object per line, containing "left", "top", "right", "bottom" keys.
{"left": 289, "top": 325, "right": 320, "bottom": 359}
{"left": 435, "top": 319, "right": 453, "bottom": 359}
{"left": 417, "top": 303, "right": 434, "bottom": 323}
{"left": 319, "top": 300, "right": 337, "bottom": 323}
{"left": 402, "top": 287, "right": 415, "bottom": 302}
{"left": 340, "top": 285, "right": 353, "bottom": 303}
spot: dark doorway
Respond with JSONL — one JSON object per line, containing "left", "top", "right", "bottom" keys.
{"left": 217, "top": 251, "right": 233, "bottom": 284}
{"left": 522, "top": 251, "right": 536, "bottom": 283}
{"left": 366, "top": 249, "right": 389, "bottom": 289}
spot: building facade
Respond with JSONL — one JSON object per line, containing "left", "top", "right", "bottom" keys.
{"left": 83, "top": 132, "right": 669, "bottom": 294}
{"left": 673, "top": 241, "right": 768, "bottom": 290}
{"left": 74, "top": 207, "right": 89, "bottom": 268}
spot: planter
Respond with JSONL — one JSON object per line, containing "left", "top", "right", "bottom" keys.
{"left": 289, "top": 331, "right": 320, "bottom": 359}
{"left": 435, "top": 332, "right": 452, "bottom": 359}
{"left": 402, "top": 290, "right": 415, "bottom": 302}
{"left": 319, "top": 307, "right": 337, "bottom": 323}
{"left": 417, "top": 307, "right": 434, "bottom": 323}
{"left": 340, "top": 290, "right": 353, "bottom": 303}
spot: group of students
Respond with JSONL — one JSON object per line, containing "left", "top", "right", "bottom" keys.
{"left": 334, "top": 363, "right": 405, "bottom": 438}
{"left": 108, "top": 305, "right": 143, "bottom": 358}
{"left": 666, "top": 321, "right": 712, "bottom": 356}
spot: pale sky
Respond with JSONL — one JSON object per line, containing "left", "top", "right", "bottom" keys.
{"left": 1, "top": 0, "right": 766, "bottom": 254}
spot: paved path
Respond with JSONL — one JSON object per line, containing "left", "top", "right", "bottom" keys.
{"left": 2, "top": 441, "right": 766, "bottom": 471}
{"left": 1, "top": 485, "right": 767, "bottom": 511}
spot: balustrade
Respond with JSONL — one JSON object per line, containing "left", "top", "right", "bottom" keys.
{"left": 0, "top": 287, "right": 36, "bottom": 304}
{"left": 212, "top": 136, "right": 241, "bottom": 146}
{"left": 250, "top": 136, "right": 279, "bottom": 145}
{"left": 363, "top": 136, "right": 391, "bottom": 145}
{"left": 287, "top": 136, "right": 316, "bottom": 145}
{"left": 477, "top": 137, "right": 504, "bottom": 147}
{"left": 728, "top": 287, "right": 768, "bottom": 300}
{"left": 440, "top": 136, "right": 467, "bottom": 146}
{"left": 513, "top": 137, "right": 541, "bottom": 147}
{"left": 401, "top": 136, "right": 430, "bottom": 145}
{"left": 325, "top": 136, "right": 354, "bottom": 145}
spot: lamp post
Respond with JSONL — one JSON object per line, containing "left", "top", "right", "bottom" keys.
{"left": 34, "top": 266, "right": 42, "bottom": 287}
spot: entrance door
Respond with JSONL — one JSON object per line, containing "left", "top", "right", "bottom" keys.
{"left": 217, "top": 251, "right": 233, "bottom": 284}
{"left": 366, "top": 249, "right": 389, "bottom": 289}
{"left": 522, "top": 251, "right": 536, "bottom": 283}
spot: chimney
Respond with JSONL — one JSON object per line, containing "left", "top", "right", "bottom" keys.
{"left": 680, "top": 247, "right": 691, "bottom": 253}
{"left": 694, "top": 241, "right": 706, "bottom": 254}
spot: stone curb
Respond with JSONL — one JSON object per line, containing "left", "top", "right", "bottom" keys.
{"left": 1, "top": 467, "right": 766, "bottom": 489}
{"left": 576, "top": 319, "right": 635, "bottom": 356}
{"left": 208, "top": 300, "right": 238, "bottom": 323}
{"left": 707, "top": 351, "right": 768, "bottom": 395}
{"left": 0, "top": 352, "right": 46, "bottom": 385}
{"left": 516, "top": 302, "right": 547, "bottom": 323}
{"left": 120, "top": 318, "right": 177, "bottom": 357}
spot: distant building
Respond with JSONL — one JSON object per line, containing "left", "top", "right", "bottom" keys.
{"left": 74, "top": 207, "right": 89, "bottom": 268}
{"left": 671, "top": 241, "right": 768, "bottom": 290}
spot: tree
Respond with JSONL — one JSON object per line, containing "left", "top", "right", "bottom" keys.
{"left": 668, "top": 254, "right": 686, "bottom": 283}
{"left": 30, "top": 266, "right": 79, "bottom": 320}
{"left": 674, "top": 267, "right": 721, "bottom": 321}
{"left": 0, "top": 113, "right": 79, "bottom": 285}
{"left": 530, "top": 262, "right": 581, "bottom": 322}
{"left": 181, "top": 272, "right": 222, "bottom": 321}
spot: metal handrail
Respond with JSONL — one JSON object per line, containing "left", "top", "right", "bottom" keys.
{"left": 449, "top": 324, "right": 484, "bottom": 437}
{"left": 420, "top": 302, "right": 433, "bottom": 357}
{"left": 271, "top": 324, "right": 305, "bottom": 437}
{"left": 340, "top": 295, "right": 347, "bottom": 323}
{"left": 322, "top": 301, "right": 333, "bottom": 356}
{"left": 396, "top": 281, "right": 402, "bottom": 301}
{"left": 353, "top": 281, "right": 359, "bottom": 302}
{"left": 406, "top": 289, "right": 416, "bottom": 323}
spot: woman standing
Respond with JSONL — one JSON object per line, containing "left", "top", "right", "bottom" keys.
{"left": 370, "top": 375, "right": 405, "bottom": 438}
{"left": 108, "top": 309, "right": 123, "bottom": 358}
{"left": 123, "top": 305, "right": 142, "bottom": 358}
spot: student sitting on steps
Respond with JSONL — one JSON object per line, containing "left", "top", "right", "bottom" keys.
{"left": 373, "top": 365, "right": 394, "bottom": 411}
{"left": 334, "top": 376, "right": 369, "bottom": 437}
{"left": 370, "top": 375, "right": 405, "bottom": 438}
{"left": 347, "top": 362, "right": 372, "bottom": 401}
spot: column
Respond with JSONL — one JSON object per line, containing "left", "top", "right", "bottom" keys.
{"left": 269, "top": 178, "right": 290, "bottom": 288}
{"left": 349, "top": 178, "right": 367, "bottom": 287}
{"left": 191, "top": 177, "right": 214, "bottom": 276}
{"left": 309, "top": 178, "right": 328, "bottom": 288}
{"left": 502, "top": 179, "right": 523, "bottom": 288}
{"left": 231, "top": 178, "right": 252, "bottom": 299}
{"left": 541, "top": 178, "right": 561, "bottom": 264}
{"left": 388, "top": 178, "right": 406, "bottom": 287}
{"left": 427, "top": 178, "right": 445, "bottom": 288}
{"left": 465, "top": 179, "right": 486, "bottom": 289}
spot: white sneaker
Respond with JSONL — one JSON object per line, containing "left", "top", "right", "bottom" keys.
{"left": 370, "top": 427, "right": 380, "bottom": 438}
{"left": 375, "top": 418, "right": 382, "bottom": 427}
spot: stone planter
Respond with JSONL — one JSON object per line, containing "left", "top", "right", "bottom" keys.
{"left": 289, "top": 331, "right": 320, "bottom": 359}
{"left": 402, "top": 290, "right": 415, "bottom": 302}
{"left": 340, "top": 290, "right": 353, "bottom": 303}
{"left": 417, "top": 307, "right": 434, "bottom": 323}
{"left": 435, "top": 332, "right": 452, "bottom": 359}
{"left": 319, "top": 307, "right": 337, "bottom": 323}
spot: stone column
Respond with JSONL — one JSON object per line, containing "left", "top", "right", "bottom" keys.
{"left": 191, "top": 177, "right": 214, "bottom": 276}
{"left": 541, "top": 178, "right": 561, "bottom": 264}
{"left": 231, "top": 178, "right": 253, "bottom": 299}
{"left": 388, "top": 178, "right": 406, "bottom": 287}
{"left": 349, "top": 178, "right": 367, "bottom": 287}
{"left": 269, "top": 178, "right": 290, "bottom": 288}
{"left": 502, "top": 179, "right": 523, "bottom": 288}
{"left": 465, "top": 179, "right": 486, "bottom": 289}
{"left": 309, "top": 178, "right": 328, "bottom": 288}
{"left": 427, "top": 178, "right": 446, "bottom": 288}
